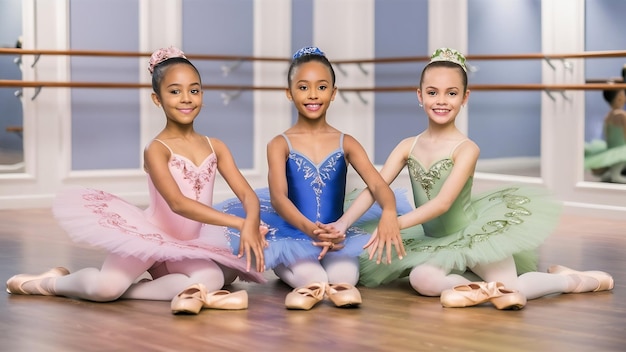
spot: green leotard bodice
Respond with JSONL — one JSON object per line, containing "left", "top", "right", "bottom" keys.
{"left": 605, "top": 123, "right": 626, "bottom": 149}
{"left": 407, "top": 156, "right": 477, "bottom": 237}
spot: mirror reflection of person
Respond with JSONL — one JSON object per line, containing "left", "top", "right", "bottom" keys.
{"left": 584, "top": 87, "right": 626, "bottom": 183}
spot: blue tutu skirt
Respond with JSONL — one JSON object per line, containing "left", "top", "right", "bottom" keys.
{"left": 215, "top": 188, "right": 413, "bottom": 270}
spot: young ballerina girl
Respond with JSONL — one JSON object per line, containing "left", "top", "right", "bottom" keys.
{"left": 328, "top": 48, "right": 614, "bottom": 310}
{"left": 6, "top": 47, "right": 268, "bottom": 315}
{"left": 219, "top": 46, "right": 404, "bottom": 310}
{"left": 584, "top": 87, "right": 626, "bottom": 183}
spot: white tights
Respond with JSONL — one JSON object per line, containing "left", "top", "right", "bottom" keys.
{"left": 608, "top": 162, "right": 626, "bottom": 183}
{"left": 274, "top": 256, "right": 359, "bottom": 289}
{"left": 408, "top": 256, "right": 574, "bottom": 300}
{"left": 49, "top": 253, "right": 235, "bottom": 302}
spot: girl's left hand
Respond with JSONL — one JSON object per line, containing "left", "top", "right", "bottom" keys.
{"left": 363, "top": 214, "right": 404, "bottom": 264}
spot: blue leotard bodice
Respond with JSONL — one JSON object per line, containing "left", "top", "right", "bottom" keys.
{"left": 283, "top": 133, "right": 347, "bottom": 224}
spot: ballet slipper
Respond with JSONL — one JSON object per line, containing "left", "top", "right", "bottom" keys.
{"left": 440, "top": 281, "right": 526, "bottom": 310}
{"left": 547, "top": 265, "right": 614, "bottom": 293}
{"left": 171, "top": 283, "right": 207, "bottom": 315}
{"left": 285, "top": 282, "right": 326, "bottom": 310}
{"left": 203, "top": 290, "right": 248, "bottom": 310}
{"left": 6, "top": 267, "right": 70, "bottom": 295}
{"left": 326, "top": 283, "right": 362, "bottom": 308}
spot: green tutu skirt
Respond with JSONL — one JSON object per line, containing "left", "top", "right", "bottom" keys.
{"left": 354, "top": 186, "right": 562, "bottom": 287}
{"left": 584, "top": 139, "right": 626, "bottom": 170}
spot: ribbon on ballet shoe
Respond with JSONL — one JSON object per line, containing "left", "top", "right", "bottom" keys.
{"left": 326, "top": 283, "right": 362, "bottom": 308}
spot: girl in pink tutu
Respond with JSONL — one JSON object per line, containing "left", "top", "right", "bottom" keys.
{"left": 6, "top": 47, "right": 268, "bottom": 315}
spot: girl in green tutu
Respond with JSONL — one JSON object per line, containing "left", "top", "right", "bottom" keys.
{"left": 319, "top": 48, "right": 614, "bottom": 310}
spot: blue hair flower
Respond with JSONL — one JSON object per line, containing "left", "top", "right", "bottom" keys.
{"left": 292, "top": 46, "right": 325, "bottom": 60}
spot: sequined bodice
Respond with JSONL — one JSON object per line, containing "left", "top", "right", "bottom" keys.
{"left": 407, "top": 156, "right": 476, "bottom": 237}
{"left": 144, "top": 143, "right": 217, "bottom": 240}
{"left": 284, "top": 135, "right": 347, "bottom": 223}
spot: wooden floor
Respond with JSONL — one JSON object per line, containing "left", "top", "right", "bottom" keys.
{"left": 1, "top": 208, "right": 624, "bottom": 352}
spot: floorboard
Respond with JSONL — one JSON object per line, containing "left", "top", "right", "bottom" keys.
{"left": 1, "top": 209, "right": 624, "bottom": 352}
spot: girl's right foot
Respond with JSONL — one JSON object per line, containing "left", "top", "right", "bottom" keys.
{"left": 548, "top": 265, "right": 614, "bottom": 293}
{"left": 6, "top": 267, "right": 70, "bottom": 295}
{"left": 440, "top": 281, "right": 526, "bottom": 310}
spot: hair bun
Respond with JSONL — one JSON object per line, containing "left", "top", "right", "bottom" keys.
{"left": 148, "top": 46, "right": 187, "bottom": 74}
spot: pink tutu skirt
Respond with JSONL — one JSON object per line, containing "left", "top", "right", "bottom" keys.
{"left": 52, "top": 186, "right": 265, "bottom": 283}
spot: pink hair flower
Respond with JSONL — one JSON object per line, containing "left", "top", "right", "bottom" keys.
{"left": 148, "top": 46, "right": 187, "bottom": 74}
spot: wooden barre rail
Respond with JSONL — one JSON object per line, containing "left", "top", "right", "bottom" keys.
{"left": 0, "top": 48, "right": 288, "bottom": 62}
{"left": 1, "top": 48, "right": 626, "bottom": 64}
{"left": 2, "top": 79, "right": 626, "bottom": 91}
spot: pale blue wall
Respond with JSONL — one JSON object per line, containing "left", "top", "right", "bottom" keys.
{"left": 373, "top": 0, "right": 429, "bottom": 164}
{"left": 584, "top": 0, "right": 626, "bottom": 141}
{"left": 70, "top": 0, "right": 140, "bottom": 170}
{"left": 0, "top": 0, "right": 23, "bottom": 152}
{"left": 69, "top": 0, "right": 257, "bottom": 170}
{"left": 468, "top": 0, "right": 542, "bottom": 159}
{"left": 182, "top": 0, "right": 254, "bottom": 168}
{"left": 290, "top": 0, "right": 314, "bottom": 124}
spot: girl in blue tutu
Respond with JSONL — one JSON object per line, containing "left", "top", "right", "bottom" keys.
{"left": 327, "top": 48, "right": 614, "bottom": 310}
{"left": 219, "top": 47, "right": 403, "bottom": 309}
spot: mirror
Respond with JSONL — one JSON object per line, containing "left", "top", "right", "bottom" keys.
{"left": 0, "top": 0, "right": 24, "bottom": 174}
{"left": 584, "top": 0, "right": 626, "bottom": 184}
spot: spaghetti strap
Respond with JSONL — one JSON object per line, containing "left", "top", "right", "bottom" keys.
{"left": 205, "top": 136, "right": 215, "bottom": 153}
{"left": 281, "top": 133, "right": 293, "bottom": 151}
{"left": 339, "top": 133, "right": 345, "bottom": 151}
{"left": 153, "top": 139, "right": 173, "bottom": 154}
{"left": 449, "top": 139, "right": 470, "bottom": 157}
{"left": 408, "top": 134, "right": 421, "bottom": 158}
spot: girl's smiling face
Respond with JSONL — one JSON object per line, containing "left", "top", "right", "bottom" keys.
{"left": 152, "top": 63, "right": 203, "bottom": 125}
{"left": 418, "top": 66, "right": 469, "bottom": 126}
{"left": 286, "top": 61, "right": 337, "bottom": 121}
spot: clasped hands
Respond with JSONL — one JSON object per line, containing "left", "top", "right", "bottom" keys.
{"left": 311, "top": 221, "right": 347, "bottom": 260}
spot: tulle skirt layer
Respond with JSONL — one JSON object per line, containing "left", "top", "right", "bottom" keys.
{"left": 215, "top": 188, "right": 414, "bottom": 270}
{"left": 584, "top": 140, "right": 626, "bottom": 169}
{"left": 358, "top": 186, "right": 562, "bottom": 287}
{"left": 52, "top": 186, "right": 265, "bottom": 283}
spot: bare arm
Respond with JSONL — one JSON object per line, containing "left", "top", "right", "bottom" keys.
{"left": 213, "top": 138, "right": 266, "bottom": 272}
{"left": 335, "top": 137, "right": 414, "bottom": 227}
{"left": 342, "top": 134, "right": 406, "bottom": 263}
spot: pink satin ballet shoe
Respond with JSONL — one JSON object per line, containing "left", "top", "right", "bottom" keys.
{"left": 440, "top": 281, "right": 526, "bottom": 310}
{"left": 547, "top": 265, "right": 614, "bottom": 293}
{"left": 203, "top": 290, "right": 248, "bottom": 310}
{"left": 6, "top": 267, "right": 70, "bottom": 295}
{"left": 285, "top": 282, "right": 326, "bottom": 310}
{"left": 326, "top": 283, "right": 362, "bottom": 308}
{"left": 171, "top": 284, "right": 207, "bottom": 315}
